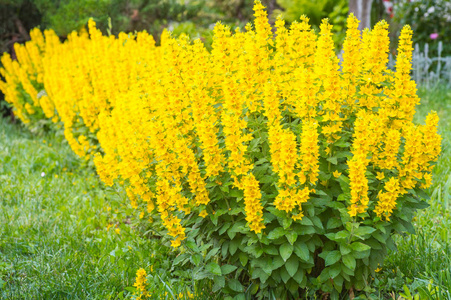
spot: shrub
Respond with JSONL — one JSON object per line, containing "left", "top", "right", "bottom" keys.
{"left": 0, "top": 1, "right": 442, "bottom": 298}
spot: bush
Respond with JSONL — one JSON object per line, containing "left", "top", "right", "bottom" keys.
{"left": 0, "top": 1, "right": 442, "bottom": 298}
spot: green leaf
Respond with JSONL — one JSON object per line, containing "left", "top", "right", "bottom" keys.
{"left": 294, "top": 241, "right": 310, "bottom": 261}
{"left": 350, "top": 242, "right": 371, "bottom": 252}
{"left": 292, "top": 269, "right": 305, "bottom": 285}
{"left": 272, "top": 256, "right": 285, "bottom": 270}
{"left": 327, "top": 218, "right": 342, "bottom": 229}
{"left": 285, "top": 256, "right": 299, "bottom": 277}
{"left": 252, "top": 268, "right": 270, "bottom": 284}
{"left": 219, "top": 223, "right": 231, "bottom": 235}
{"left": 263, "top": 244, "right": 279, "bottom": 256}
{"left": 206, "top": 262, "right": 222, "bottom": 275}
{"left": 354, "top": 226, "right": 376, "bottom": 238}
{"left": 329, "top": 263, "right": 341, "bottom": 279}
{"left": 228, "top": 279, "right": 244, "bottom": 292}
{"left": 342, "top": 254, "right": 356, "bottom": 270}
{"left": 205, "top": 247, "right": 220, "bottom": 261}
{"left": 185, "top": 240, "right": 199, "bottom": 252}
{"left": 299, "top": 216, "right": 314, "bottom": 226}
{"left": 221, "top": 264, "right": 238, "bottom": 275}
{"left": 280, "top": 266, "right": 291, "bottom": 283}
{"left": 339, "top": 244, "right": 351, "bottom": 255}
{"left": 334, "top": 230, "right": 350, "bottom": 241}
{"left": 327, "top": 156, "right": 338, "bottom": 165}
{"left": 286, "top": 231, "right": 298, "bottom": 245}
{"left": 268, "top": 227, "right": 286, "bottom": 240}
{"left": 191, "top": 254, "right": 202, "bottom": 266}
{"left": 325, "top": 250, "right": 341, "bottom": 266}
{"left": 279, "top": 242, "right": 294, "bottom": 262}
{"left": 212, "top": 276, "right": 225, "bottom": 292}
{"left": 229, "top": 239, "right": 239, "bottom": 255}
{"left": 239, "top": 252, "right": 248, "bottom": 267}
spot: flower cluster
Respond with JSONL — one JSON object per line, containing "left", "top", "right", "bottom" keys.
{"left": 0, "top": 1, "right": 441, "bottom": 248}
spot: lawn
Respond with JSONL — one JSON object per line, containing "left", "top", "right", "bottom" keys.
{"left": 0, "top": 118, "right": 180, "bottom": 299}
{"left": 0, "top": 86, "right": 450, "bottom": 299}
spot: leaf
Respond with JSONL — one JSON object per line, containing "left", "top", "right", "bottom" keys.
{"left": 286, "top": 231, "right": 298, "bottom": 245}
{"left": 221, "top": 264, "right": 238, "bottom": 275}
{"left": 229, "top": 239, "right": 239, "bottom": 255}
{"left": 239, "top": 252, "right": 248, "bottom": 267}
{"left": 342, "top": 254, "right": 356, "bottom": 270}
{"left": 272, "top": 256, "right": 285, "bottom": 270}
{"left": 325, "top": 250, "right": 341, "bottom": 266}
{"left": 327, "top": 156, "right": 338, "bottom": 165}
{"left": 279, "top": 242, "right": 294, "bottom": 262}
{"left": 350, "top": 242, "right": 371, "bottom": 252}
{"left": 191, "top": 254, "right": 202, "bottom": 266}
{"left": 292, "top": 268, "right": 305, "bottom": 285}
{"left": 228, "top": 279, "right": 244, "bottom": 292}
{"left": 185, "top": 240, "right": 199, "bottom": 252}
{"left": 294, "top": 242, "right": 310, "bottom": 261}
{"left": 206, "top": 262, "right": 222, "bottom": 276}
{"left": 268, "top": 227, "right": 286, "bottom": 240}
{"left": 339, "top": 244, "right": 351, "bottom": 255}
{"left": 205, "top": 247, "right": 220, "bottom": 261}
{"left": 252, "top": 268, "right": 270, "bottom": 284}
{"left": 212, "top": 276, "right": 225, "bottom": 292}
{"left": 285, "top": 256, "right": 299, "bottom": 277}
{"left": 354, "top": 226, "right": 376, "bottom": 238}
{"left": 263, "top": 244, "right": 279, "bottom": 256}
{"left": 338, "top": 176, "right": 351, "bottom": 194}
{"left": 219, "top": 223, "right": 231, "bottom": 235}
{"left": 279, "top": 266, "right": 291, "bottom": 283}
{"left": 299, "top": 217, "right": 313, "bottom": 226}
{"left": 329, "top": 263, "right": 341, "bottom": 279}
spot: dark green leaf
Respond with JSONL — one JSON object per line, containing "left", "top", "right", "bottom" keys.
{"left": 228, "top": 279, "right": 244, "bottom": 292}
{"left": 221, "top": 264, "right": 237, "bottom": 275}
{"left": 213, "top": 276, "right": 225, "bottom": 292}
{"left": 294, "top": 241, "right": 310, "bottom": 261}
{"left": 329, "top": 263, "right": 341, "bottom": 279}
{"left": 239, "top": 252, "right": 248, "bottom": 266}
{"left": 285, "top": 256, "right": 299, "bottom": 277}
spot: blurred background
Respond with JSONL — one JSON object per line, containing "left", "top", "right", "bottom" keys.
{"left": 1, "top": 0, "right": 450, "bottom": 114}
{"left": 3, "top": 0, "right": 449, "bottom": 54}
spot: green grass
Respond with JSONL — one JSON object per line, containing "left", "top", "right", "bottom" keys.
{"left": 0, "top": 119, "right": 180, "bottom": 299}
{"left": 0, "top": 86, "right": 450, "bottom": 299}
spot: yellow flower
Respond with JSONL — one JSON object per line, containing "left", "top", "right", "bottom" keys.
{"left": 115, "top": 228, "right": 121, "bottom": 234}
{"left": 199, "top": 210, "right": 208, "bottom": 218}
{"left": 376, "top": 172, "right": 385, "bottom": 180}
{"left": 333, "top": 170, "right": 341, "bottom": 178}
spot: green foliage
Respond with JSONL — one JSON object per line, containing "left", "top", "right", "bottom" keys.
{"left": 275, "top": 0, "right": 348, "bottom": 48}
{"left": 161, "top": 106, "right": 434, "bottom": 298}
{"left": 1, "top": 84, "right": 451, "bottom": 299}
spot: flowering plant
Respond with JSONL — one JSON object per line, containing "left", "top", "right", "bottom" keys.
{"left": 0, "top": 1, "right": 441, "bottom": 298}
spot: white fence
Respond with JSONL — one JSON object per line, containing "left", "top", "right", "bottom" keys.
{"left": 389, "top": 41, "right": 451, "bottom": 88}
